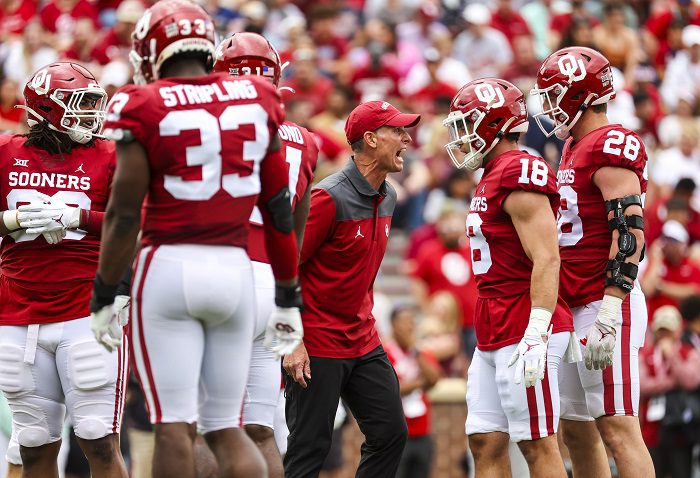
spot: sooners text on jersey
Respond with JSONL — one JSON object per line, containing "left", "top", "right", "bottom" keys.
{"left": 103, "top": 73, "right": 286, "bottom": 249}
{"left": 0, "top": 136, "right": 115, "bottom": 324}
{"left": 248, "top": 121, "right": 318, "bottom": 263}
{"left": 557, "top": 124, "right": 648, "bottom": 307}
{"left": 467, "top": 150, "right": 573, "bottom": 349}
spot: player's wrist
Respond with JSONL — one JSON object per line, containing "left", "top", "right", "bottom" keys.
{"left": 275, "top": 283, "right": 302, "bottom": 309}
{"left": 90, "top": 273, "right": 119, "bottom": 313}
{"left": 598, "top": 294, "right": 623, "bottom": 328}
{"left": 2, "top": 210, "right": 19, "bottom": 231}
{"left": 527, "top": 307, "right": 552, "bottom": 337}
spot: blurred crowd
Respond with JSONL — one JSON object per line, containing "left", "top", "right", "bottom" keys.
{"left": 2, "top": 0, "right": 700, "bottom": 476}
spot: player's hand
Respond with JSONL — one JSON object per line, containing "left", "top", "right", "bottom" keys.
{"left": 90, "top": 295, "right": 130, "bottom": 353}
{"left": 17, "top": 193, "right": 81, "bottom": 234}
{"left": 583, "top": 295, "right": 622, "bottom": 370}
{"left": 264, "top": 306, "right": 304, "bottom": 359}
{"left": 42, "top": 229, "right": 67, "bottom": 245}
{"left": 509, "top": 327, "right": 548, "bottom": 388}
{"left": 583, "top": 319, "right": 616, "bottom": 370}
{"left": 283, "top": 342, "right": 311, "bottom": 388}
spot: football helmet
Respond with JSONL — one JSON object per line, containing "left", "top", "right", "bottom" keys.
{"left": 443, "top": 78, "right": 528, "bottom": 171}
{"left": 20, "top": 62, "right": 107, "bottom": 144}
{"left": 213, "top": 32, "right": 283, "bottom": 87}
{"left": 531, "top": 46, "right": 615, "bottom": 139}
{"left": 130, "top": 0, "right": 216, "bottom": 85}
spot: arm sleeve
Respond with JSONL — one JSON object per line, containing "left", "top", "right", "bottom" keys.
{"left": 300, "top": 188, "right": 336, "bottom": 264}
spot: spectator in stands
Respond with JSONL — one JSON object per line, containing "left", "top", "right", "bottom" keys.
{"left": 657, "top": 93, "right": 698, "bottom": 148}
{"left": 310, "top": 84, "right": 354, "bottom": 152}
{"left": 558, "top": 17, "right": 595, "bottom": 49}
{"left": 520, "top": 0, "right": 566, "bottom": 60}
{"left": 261, "top": 0, "right": 305, "bottom": 49}
{"left": 645, "top": 179, "right": 700, "bottom": 245}
{"left": 641, "top": 220, "right": 700, "bottom": 320}
{"left": 489, "top": 0, "right": 532, "bottom": 51}
{"left": 281, "top": 45, "right": 333, "bottom": 115}
{"left": 660, "top": 24, "right": 700, "bottom": 113}
{"left": 453, "top": 3, "right": 513, "bottom": 79}
{"left": 639, "top": 305, "right": 700, "bottom": 478}
{"left": 549, "top": 0, "right": 598, "bottom": 52}
{"left": 308, "top": 5, "right": 348, "bottom": 77}
{"left": 90, "top": 0, "right": 144, "bottom": 65}
{"left": 385, "top": 306, "right": 442, "bottom": 478}
{"left": 646, "top": 0, "right": 700, "bottom": 68}
{"left": 502, "top": 35, "right": 541, "bottom": 95}
{"left": 650, "top": 122, "right": 700, "bottom": 198}
{"left": 350, "top": 38, "right": 402, "bottom": 103}
{"left": 0, "top": 0, "right": 37, "bottom": 40}
{"left": 396, "top": 2, "right": 450, "bottom": 54}
{"left": 40, "top": 0, "right": 99, "bottom": 51}
{"left": 401, "top": 47, "right": 464, "bottom": 107}
{"left": 0, "top": 78, "right": 24, "bottom": 134}
{"left": 2, "top": 20, "right": 59, "bottom": 91}
{"left": 418, "top": 291, "right": 464, "bottom": 376}
{"left": 593, "top": 1, "right": 641, "bottom": 88}
{"left": 409, "top": 207, "right": 478, "bottom": 358}
{"left": 62, "top": 17, "right": 100, "bottom": 67}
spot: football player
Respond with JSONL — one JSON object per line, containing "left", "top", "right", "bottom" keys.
{"left": 443, "top": 78, "right": 575, "bottom": 477}
{"left": 531, "top": 46, "right": 654, "bottom": 477}
{"left": 213, "top": 32, "right": 319, "bottom": 478}
{"left": 89, "top": 1, "right": 304, "bottom": 477}
{"left": 0, "top": 62, "right": 128, "bottom": 478}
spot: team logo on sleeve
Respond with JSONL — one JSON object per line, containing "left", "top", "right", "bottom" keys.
{"left": 557, "top": 54, "right": 587, "bottom": 82}
{"left": 474, "top": 84, "right": 504, "bottom": 108}
{"left": 13, "top": 158, "right": 28, "bottom": 168}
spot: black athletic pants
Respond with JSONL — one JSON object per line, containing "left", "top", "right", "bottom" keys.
{"left": 283, "top": 345, "right": 408, "bottom": 478}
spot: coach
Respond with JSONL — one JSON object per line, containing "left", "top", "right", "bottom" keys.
{"left": 283, "top": 101, "right": 420, "bottom": 478}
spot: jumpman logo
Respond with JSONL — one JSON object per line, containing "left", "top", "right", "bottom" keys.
{"left": 525, "top": 342, "right": 538, "bottom": 353}
{"left": 75, "top": 163, "right": 86, "bottom": 174}
{"left": 355, "top": 226, "right": 364, "bottom": 239}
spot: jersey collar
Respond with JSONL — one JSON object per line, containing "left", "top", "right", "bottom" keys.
{"left": 344, "top": 158, "right": 387, "bottom": 197}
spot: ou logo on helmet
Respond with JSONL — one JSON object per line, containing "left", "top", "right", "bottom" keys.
{"left": 557, "top": 54, "right": 587, "bottom": 82}
{"left": 30, "top": 68, "right": 51, "bottom": 96}
{"left": 133, "top": 8, "right": 152, "bottom": 40}
{"left": 474, "top": 83, "right": 504, "bottom": 109}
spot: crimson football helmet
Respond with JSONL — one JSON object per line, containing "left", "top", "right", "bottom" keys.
{"left": 213, "top": 32, "right": 283, "bottom": 87}
{"left": 443, "top": 78, "right": 528, "bottom": 171}
{"left": 19, "top": 62, "right": 107, "bottom": 144}
{"left": 531, "top": 46, "right": 615, "bottom": 139}
{"left": 130, "top": 0, "right": 216, "bottom": 85}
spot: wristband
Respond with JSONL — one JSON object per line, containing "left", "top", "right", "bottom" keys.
{"left": 598, "top": 294, "right": 623, "bottom": 328}
{"left": 275, "top": 283, "right": 303, "bottom": 309}
{"left": 526, "top": 307, "right": 553, "bottom": 337}
{"left": 2, "top": 210, "right": 19, "bottom": 231}
{"left": 90, "top": 274, "right": 118, "bottom": 313}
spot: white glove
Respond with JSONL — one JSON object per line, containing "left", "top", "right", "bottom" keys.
{"left": 583, "top": 295, "right": 622, "bottom": 370}
{"left": 509, "top": 308, "right": 552, "bottom": 388}
{"left": 90, "top": 295, "right": 130, "bottom": 353}
{"left": 263, "top": 306, "right": 303, "bottom": 359}
{"left": 17, "top": 193, "right": 81, "bottom": 235}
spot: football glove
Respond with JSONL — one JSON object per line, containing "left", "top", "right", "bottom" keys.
{"left": 18, "top": 193, "right": 80, "bottom": 235}
{"left": 509, "top": 308, "right": 552, "bottom": 388}
{"left": 90, "top": 295, "right": 130, "bottom": 353}
{"left": 583, "top": 295, "right": 622, "bottom": 370}
{"left": 264, "top": 306, "right": 304, "bottom": 359}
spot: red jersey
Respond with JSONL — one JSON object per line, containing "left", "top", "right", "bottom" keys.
{"left": 557, "top": 124, "right": 648, "bottom": 307}
{"left": 467, "top": 150, "right": 573, "bottom": 348}
{"left": 248, "top": 121, "right": 318, "bottom": 263}
{"left": 103, "top": 73, "right": 298, "bottom": 280}
{"left": 0, "top": 136, "right": 115, "bottom": 325}
{"left": 645, "top": 256, "right": 700, "bottom": 320}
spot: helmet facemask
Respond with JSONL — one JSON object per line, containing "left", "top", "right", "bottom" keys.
{"left": 53, "top": 85, "right": 108, "bottom": 144}
{"left": 443, "top": 108, "right": 489, "bottom": 171}
{"left": 530, "top": 82, "right": 572, "bottom": 139}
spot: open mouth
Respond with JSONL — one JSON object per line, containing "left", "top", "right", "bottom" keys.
{"left": 395, "top": 148, "right": 406, "bottom": 159}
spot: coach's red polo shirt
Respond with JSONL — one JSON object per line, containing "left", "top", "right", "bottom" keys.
{"left": 300, "top": 159, "right": 396, "bottom": 358}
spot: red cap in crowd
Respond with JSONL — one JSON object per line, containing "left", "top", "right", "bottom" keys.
{"left": 344, "top": 101, "right": 421, "bottom": 144}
